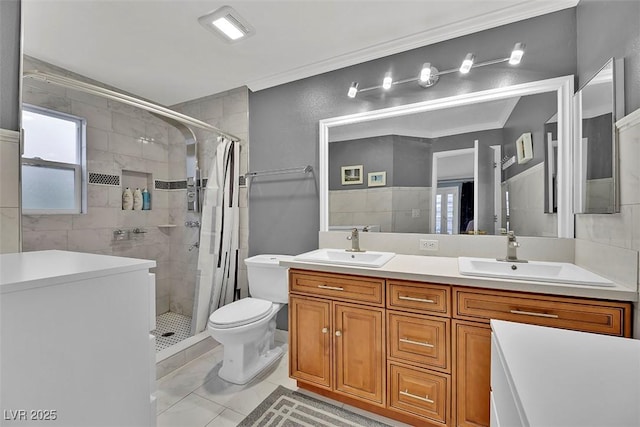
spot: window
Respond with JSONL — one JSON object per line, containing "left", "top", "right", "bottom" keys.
{"left": 21, "top": 105, "right": 86, "bottom": 214}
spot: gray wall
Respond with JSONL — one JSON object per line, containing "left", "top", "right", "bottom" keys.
{"left": 576, "top": 0, "right": 640, "bottom": 114}
{"left": 249, "top": 9, "right": 578, "bottom": 256}
{"left": 503, "top": 91, "right": 558, "bottom": 180}
{"left": 393, "top": 136, "right": 431, "bottom": 187}
{"left": 329, "top": 135, "right": 431, "bottom": 190}
{"left": 431, "top": 128, "right": 503, "bottom": 153}
{"left": 329, "top": 136, "right": 394, "bottom": 190}
{"left": 0, "top": 0, "right": 21, "bottom": 131}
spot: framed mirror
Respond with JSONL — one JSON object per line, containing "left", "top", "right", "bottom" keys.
{"left": 574, "top": 58, "right": 624, "bottom": 214}
{"left": 320, "top": 76, "right": 575, "bottom": 238}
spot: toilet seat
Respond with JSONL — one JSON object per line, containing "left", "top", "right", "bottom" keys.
{"left": 208, "top": 298, "right": 273, "bottom": 329}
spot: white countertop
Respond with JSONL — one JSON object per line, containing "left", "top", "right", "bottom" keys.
{"left": 0, "top": 250, "right": 156, "bottom": 294}
{"left": 281, "top": 254, "right": 638, "bottom": 301}
{"left": 491, "top": 320, "right": 640, "bottom": 427}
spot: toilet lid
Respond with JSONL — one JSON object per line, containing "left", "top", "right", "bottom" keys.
{"left": 208, "top": 298, "right": 273, "bottom": 328}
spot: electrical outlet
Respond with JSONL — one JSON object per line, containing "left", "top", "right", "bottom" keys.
{"left": 419, "top": 239, "right": 439, "bottom": 251}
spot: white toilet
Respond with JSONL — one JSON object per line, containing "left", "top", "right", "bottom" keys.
{"left": 207, "top": 254, "right": 293, "bottom": 385}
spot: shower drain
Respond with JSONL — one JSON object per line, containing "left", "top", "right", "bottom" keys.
{"left": 161, "top": 332, "right": 175, "bottom": 337}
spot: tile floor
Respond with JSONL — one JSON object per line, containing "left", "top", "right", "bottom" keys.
{"left": 155, "top": 342, "right": 411, "bottom": 427}
{"left": 152, "top": 312, "right": 193, "bottom": 352}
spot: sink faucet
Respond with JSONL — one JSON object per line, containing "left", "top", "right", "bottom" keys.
{"left": 498, "top": 231, "right": 527, "bottom": 263}
{"left": 346, "top": 228, "right": 365, "bottom": 252}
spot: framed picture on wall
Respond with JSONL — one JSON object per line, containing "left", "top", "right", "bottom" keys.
{"left": 368, "top": 171, "right": 386, "bottom": 187}
{"left": 341, "top": 165, "right": 363, "bottom": 185}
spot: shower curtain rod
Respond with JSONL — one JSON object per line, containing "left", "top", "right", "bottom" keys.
{"left": 23, "top": 69, "right": 241, "bottom": 142}
{"left": 245, "top": 165, "right": 313, "bottom": 178}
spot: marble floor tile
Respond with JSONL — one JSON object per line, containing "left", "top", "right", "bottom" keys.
{"left": 157, "top": 393, "right": 223, "bottom": 427}
{"left": 193, "top": 371, "right": 279, "bottom": 416}
{"left": 156, "top": 347, "right": 223, "bottom": 413}
{"left": 205, "top": 408, "right": 246, "bottom": 427}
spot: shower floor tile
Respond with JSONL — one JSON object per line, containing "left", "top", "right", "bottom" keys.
{"left": 152, "top": 312, "right": 192, "bottom": 352}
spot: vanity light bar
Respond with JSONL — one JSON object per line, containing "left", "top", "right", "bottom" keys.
{"left": 348, "top": 42, "right": 525, "bottom": 98}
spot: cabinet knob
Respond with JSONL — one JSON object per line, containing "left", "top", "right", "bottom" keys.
{"left": 321, "top": 327, "right": 328, "bottom": 334}
{"left": 335, "top": 330, "right": 342, "bottom": 337}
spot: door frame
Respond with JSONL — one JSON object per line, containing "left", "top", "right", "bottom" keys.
{"left": 431, "top": 148, "right": 475, "bottom": 234}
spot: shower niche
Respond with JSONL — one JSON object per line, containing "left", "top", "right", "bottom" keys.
{"left": 121, "top": 170, "right": 153, "bottom": 210}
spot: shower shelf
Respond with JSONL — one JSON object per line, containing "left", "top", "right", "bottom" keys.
{"left": 157, "top": 224, "right": 177, "bottom": 228}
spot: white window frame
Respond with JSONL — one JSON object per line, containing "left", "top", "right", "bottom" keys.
{"left": 21, "top": 104, "right": 87, "bottom": 215}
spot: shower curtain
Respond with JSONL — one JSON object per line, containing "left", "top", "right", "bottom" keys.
{"left": 193, "top": 137, "right": 240, "bottom": 334}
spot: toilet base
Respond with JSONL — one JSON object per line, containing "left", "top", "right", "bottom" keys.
{"left": 218, "top": 345, "right": 284, "bottom": 385}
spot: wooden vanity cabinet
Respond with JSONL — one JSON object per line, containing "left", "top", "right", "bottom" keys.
{"left": 289, "top": 270, "right": 386, "bottom": 407}
{"left": 452, "top": 286, "right": 633, "bottom": 427}
{"left": 289, "top": 270, "right": 633, "bottom": 427}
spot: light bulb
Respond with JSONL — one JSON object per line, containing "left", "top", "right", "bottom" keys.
{"left": 420, "top": 63, "right": 432, "bottom": 82}
{"left": 509, "top": 43, "right": 525, "bottom": 65}
{"left": 460, "top": 53, "right": 475, "bottom": 74}
{"left": 382, "top": 72, "right": 392, "bottom": 90}
{"left": 347, "top": 82, "right": 358, "bottom": 98}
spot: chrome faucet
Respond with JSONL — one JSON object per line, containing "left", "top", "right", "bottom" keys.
{"left": 346, "top": 228, "right": 364, "bottom": 252}
{"left": 498, "top": 231, "right": 527, "bottom": 263}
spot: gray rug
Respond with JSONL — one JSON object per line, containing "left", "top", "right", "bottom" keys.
{"left": 238, "top": 386, "right": 393, "bottom": 427}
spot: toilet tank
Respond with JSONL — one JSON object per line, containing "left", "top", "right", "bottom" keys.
{"left": 244, "top": 254, "right": 294, "bottom": 303}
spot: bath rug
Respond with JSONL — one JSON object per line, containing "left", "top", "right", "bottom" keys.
{"left": 238, "top": 386, "right": 392, "bottom": 427}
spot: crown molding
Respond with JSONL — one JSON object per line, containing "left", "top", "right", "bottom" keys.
{"left": 247, "top": 1, "right": 578, "bottom": 92}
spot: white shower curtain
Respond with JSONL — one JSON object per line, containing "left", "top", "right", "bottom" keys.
{"left": 193, "top": 137, "right": 240, "bottom": 333}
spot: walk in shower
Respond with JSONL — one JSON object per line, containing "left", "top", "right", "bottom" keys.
{"left": 21, "top": 60, "right": 248, "bottom": 364}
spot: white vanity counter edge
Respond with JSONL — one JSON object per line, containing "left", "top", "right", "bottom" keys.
{"left": 280, "top": 254, "right": 637, "bottom": 301}
{"left": 490, "top": 320, "right": 640, "bottom": 427}
{"left": 0, "top": 250, "right": 156, "bottom": 294}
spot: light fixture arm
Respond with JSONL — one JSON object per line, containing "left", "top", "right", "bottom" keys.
{"left": 356, "top": 56, "right": 511, "bottom": 93}
{"left": 348, "top": 42, "right": 524, "bottom": 97}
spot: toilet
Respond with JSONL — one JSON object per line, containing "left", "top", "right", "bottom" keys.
{"left": 207, "top": 254, "right": 294, "bottom": 385}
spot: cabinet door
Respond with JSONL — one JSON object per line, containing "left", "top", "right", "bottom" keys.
{"left": 289, "top": 296, "right": 332, "bottom": 389}
{"left": 453, "top": 320, "right": 491, "bottom": 427}
{"left": 334, "top": 302, "right": 386, "bottom": 406}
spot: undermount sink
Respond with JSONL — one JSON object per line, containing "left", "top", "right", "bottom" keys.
{"left": 294, "top": 248, "right": 395, "bottom": 268}
{"left": 458, "top": 257, "right": 614, "bottom": 287}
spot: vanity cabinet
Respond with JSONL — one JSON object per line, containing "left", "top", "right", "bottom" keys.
{"left": 289, "top": 269, "right": 633, "bottom": 427}
{"left": 452, "top": 286, "right": 633, "bottom": 427}
{"left": 289, "top": 271, "right": 386, "bottom": 407}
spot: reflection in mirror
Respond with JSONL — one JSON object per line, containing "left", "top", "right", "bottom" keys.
{"left": 574, "top": 58, "right": 622, "bottom": 214}
{"left": 321, "top": 77, "right": 575, "bottom": 238}
{"left": 328, "top": 93, "right": 559, "bottom": 237}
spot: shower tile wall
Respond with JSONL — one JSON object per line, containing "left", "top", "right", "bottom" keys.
{"left": 20, "top": 57, "right": 250, "bottom": 319}
{"left": 167, "top": 88, "right": 250, "bottom": 316}
{"left": 21, "top": 57, "right": 173, "bottom": 315}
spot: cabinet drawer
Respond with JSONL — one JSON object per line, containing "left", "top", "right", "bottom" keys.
{"left": 387, "top": 281, "right": 450, "bottom": 316}
{"left": 388, "top": 362, "right": 450, "bottom": 425}
{"left": 290, "top": 270, "right": 384, "bottom": 306}
{"left": 454, "top": 287, "right": 631, "bottom": 336}
{"left": 387, "top": 311, "right": 450, "bottom": 372}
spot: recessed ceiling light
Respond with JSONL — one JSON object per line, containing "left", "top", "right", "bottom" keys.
{"left": 198, "top": 6, "right": 255, "bottom": 43}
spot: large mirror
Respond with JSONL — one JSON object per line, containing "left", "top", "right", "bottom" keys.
{"left": 320, "top": 76, "right": 575, "bottom": 238}
{"left": 574, "top": 58, "right": 623, "bottom": 214}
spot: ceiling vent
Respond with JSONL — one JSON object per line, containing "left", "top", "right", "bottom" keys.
{"left": 198, "top": 6, "right": 255, "bottom": 43}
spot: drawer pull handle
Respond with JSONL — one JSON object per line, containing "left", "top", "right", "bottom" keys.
{"left": 318, "top": 285, "right": 344, "bottom": 291}
{"left": 400, "top": 390, "right": 434, "bottom": 404}
{"left": 510, "top": 309, "right": 559, "bottom": 319}
{"left": 399, "top": 338, "right": 434, "bottom": 348}
{"left": 321, "top": 327, "right": 328, "bottom": 334}
{"left": 335, "top": 330, "right": 342, "bottom": 337}
{"left": 398, "top": 295, "right": 435, "bottom": 304}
